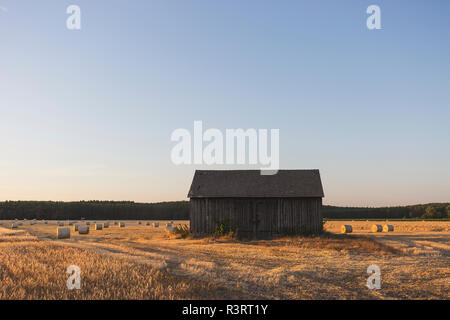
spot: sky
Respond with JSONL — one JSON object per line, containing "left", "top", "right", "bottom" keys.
{"left": 0, "top": 0, "right": 449, "bottom": 206}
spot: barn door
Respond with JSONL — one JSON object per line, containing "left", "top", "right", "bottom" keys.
{"left": 254, "top": 200, "right": 272, "bottom": 239}
{"left": 234, "top": 199, "right": 253, "bottom": 238}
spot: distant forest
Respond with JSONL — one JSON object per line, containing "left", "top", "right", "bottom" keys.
{"left": 323, "top": 203, "right": 449, "bottom": 219}
{"left": 0, "top": 201, "right": 189, "bottom": 221}
{"left": 0, "top": 201, "right": 448, "bottom": 220}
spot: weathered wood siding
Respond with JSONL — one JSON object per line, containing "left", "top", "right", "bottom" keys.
{"left": 190, "top": 197, "right": 322, "bottom": 238}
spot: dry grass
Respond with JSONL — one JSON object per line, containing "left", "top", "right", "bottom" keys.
{"left": 324, "top": 220, "right": 450, "bottom": 256}
{"left": 268, "top": 233, "right": 400, "bottom": 256}
{"left": 0, "top": 220, "right": 449, "bottom": 300}
{"left": 0, "top": 238, "right": 243, "bottom": 300}
{"left": 325, "top": 220, "right": 450, "bottom": 233}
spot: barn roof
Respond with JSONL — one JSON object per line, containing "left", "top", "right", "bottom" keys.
{"left": 188, "top": 170, "right": 324, "bottom": 198}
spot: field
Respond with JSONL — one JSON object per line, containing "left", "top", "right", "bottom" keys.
{"left": 0, "top": 220, "right": 448, "bottom": 300}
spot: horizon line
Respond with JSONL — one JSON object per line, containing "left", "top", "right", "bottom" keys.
{"left": 0, "top": 199, "right": 448, "bottom": 209}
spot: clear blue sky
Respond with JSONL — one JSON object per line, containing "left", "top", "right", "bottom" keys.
{"left": 0, "top": 1, "right": 449, "bottom": 206}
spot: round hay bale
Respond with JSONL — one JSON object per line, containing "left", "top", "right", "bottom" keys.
{"left": 57, "top": 227, "right": 70, "bottom": 239}
{"left": 114, "top": 221, "right": 118, "bottom": 226}
{"left": 138, "top": 221, "right": 142, "bottom": 225}
{"left": 103, "top": 222, "right": 109, "bottom": 228}
{"left": 57, "top": 222, "right": 64, "bottom": 226}
{"left": 78, "top": 225, "right": 89, "bottom": 234}
{"left": 383, "top": 224, "right": 394, "bottom": 232}
{"left": 146, "top": 222, "right": 150, "bottom": 226}
{"left": 119, "top": 222, "right": 125, "bottom": 228}
{"left": 94, "top": 223, "right": 103, "bottom": 231}
{"left": 165, "top": 225, "right": 174, "bottom": 233}
{"left": 371, "top": 224, "right": 383, "bottom": 232}
{"left": 44, "top": 221, "right": 48, "bottom": 224}
{"left": 86, "top": 222, "right": 90, "bottom": 225}
{"left": 30, "top": 221, "right": 36, "bottom": 225}
{"left": 152, "top": 222, "right": 159, "bottom": 228}
{"left": 11, "top": 223, "right": 18, "bottom": 229}
{"left": 340, "top": 225, "right": 352, "bottom": 234}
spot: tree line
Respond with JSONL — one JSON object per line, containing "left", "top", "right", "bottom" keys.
{"left": 323, "top": 203, "right": 449, "bottom": 219}
{"left": 0, "top": 201, "right": 189, "bottom": 220}
{"left": 0, "top": 200, "right": 448, "bottom": 220}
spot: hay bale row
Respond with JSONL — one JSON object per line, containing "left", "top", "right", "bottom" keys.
{"left": 57, "top": 227, "right": 70, "bottom": 239}
{"left": 371, "top": 224, "right": 383, "bottom": 232}
{"left": 337, "top": 223, "right": 394, "bottom": 234}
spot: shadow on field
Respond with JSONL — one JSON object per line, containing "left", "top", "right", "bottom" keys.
{"left": 187, "top": 231, "right": 401, "bottom": 256}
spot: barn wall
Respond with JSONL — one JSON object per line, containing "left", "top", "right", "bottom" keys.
{"left": 190, "top": 197, "right": 322, "bottom": 238}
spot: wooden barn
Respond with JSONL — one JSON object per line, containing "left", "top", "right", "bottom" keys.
{"left": 188, "top": 170, "right": 324, "bottom": 238}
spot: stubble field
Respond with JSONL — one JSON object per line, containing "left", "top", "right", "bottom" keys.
{"left": 0, "top": 220, "right": 448, "bottom": 299}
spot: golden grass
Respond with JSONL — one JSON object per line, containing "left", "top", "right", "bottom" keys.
{"left": 0, "top": 240, "right": 243, "bottom": 300}
{"left": 268, "top": 233, "right": 400, "bottom": 255}
{"left": 0, "top": 221, "right": 449, "bottom": 300}
{"left": 325, "top": 220, "right": 450, "bottom": 233}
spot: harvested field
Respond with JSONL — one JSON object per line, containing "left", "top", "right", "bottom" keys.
{"left": 325, "top": 220, "right": 450, "bottom": 256}
{"left": 325, "top": 220, "right": 450, "bottom": 233}
{"left": 0, "top": 220, "right": 448, "bottom": 300}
